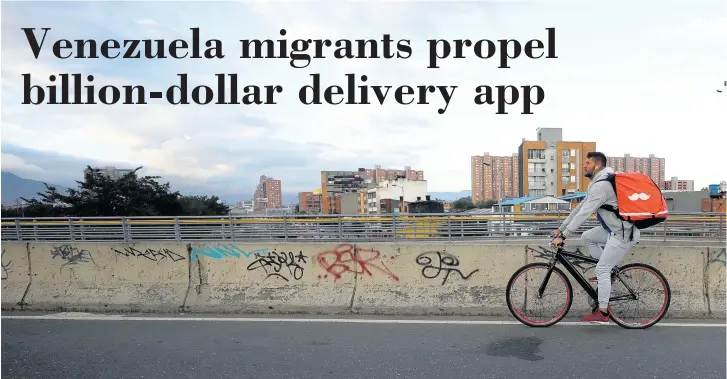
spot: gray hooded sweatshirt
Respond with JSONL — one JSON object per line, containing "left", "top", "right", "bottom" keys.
{"left": 558, "top": 166, "right": 639, "bottom": 242}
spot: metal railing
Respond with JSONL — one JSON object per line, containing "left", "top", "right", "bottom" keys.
{"left": 1, "top": 212, "right": 724, "bottom": 244}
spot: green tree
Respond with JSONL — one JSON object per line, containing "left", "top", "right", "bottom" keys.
{"left": 14, "top": 166, "right": 229, "bottom": 217}
{"left": 179, "top": 195, "right": 229, "bottom": 216}
{"left": 453, "top": 197, "right": 476, "bottom": 211}
{"left": 475, "top": 199, "right": 497, "bottom": 208}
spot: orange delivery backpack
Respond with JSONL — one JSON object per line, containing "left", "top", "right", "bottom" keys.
{"left": 596, "top": 172, "right": 669, "bottom": 230}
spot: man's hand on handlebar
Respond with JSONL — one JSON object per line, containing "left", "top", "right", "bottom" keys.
{"left": 550, "top": 229, "right": 565, "bottom": 247}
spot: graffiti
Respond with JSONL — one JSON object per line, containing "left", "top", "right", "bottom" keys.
{"left": 191, "top": 245, "right": 266, "bottom": 261}
{"left": 113, "top": 247, "right": 185, "bottom": 262}
{"left": 246, "top": 250, "right": 308, "bottom": 282}
{"left": 1, "top": 249, "right": 10, "bottom": 280}
{"left": 709, "top": 248, "right": 726, "bottom": 266}
{"left": 50, "top": 244, "right": 92, "bottom": 266}
{"left": 415, "top": 250, "right": 479, "bottom": 285}
{"left": 316, "top": 244, "right": 399, "bottom": 282}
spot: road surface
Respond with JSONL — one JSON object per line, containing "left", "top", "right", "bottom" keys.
{"left": 2, "top": 312, "right": 725, "bottom": 379}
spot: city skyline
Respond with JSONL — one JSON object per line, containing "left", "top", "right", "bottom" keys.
{"left": 2, "top": 1, "right": 724, "bottom": 195}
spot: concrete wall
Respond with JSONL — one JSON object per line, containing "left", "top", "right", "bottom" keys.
{"left": 663, "top": 190, "right": 710, "bottom": 212}
{"left": 2, "top": 241, "right": 724, "bottom": 320}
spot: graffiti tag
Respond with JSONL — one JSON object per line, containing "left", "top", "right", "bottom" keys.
{"left": 316, "top": 244, "right": 399, "bottom": 282}
{"left": 50, "top": 244, "right": 92, "bottom": 266}
{"left": 416, "top": 250, "right": 479, "bottom": 285}
{"left": 709, "top": 248, "right": 725, "bottom": 266}
{"left": 114, "top": 247, "right": 186, "bottom": 262}
{"left": 1, "top": 249, "right": 10, "bottom": 280}
{"left": 191, "top": 245, "right": 266, "bottom": 261}
{"left": 246, "top": 250, "right": 308, "bottom": 282}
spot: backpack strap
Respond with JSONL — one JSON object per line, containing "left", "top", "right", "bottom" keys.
{"left": 594, "top": 174, "right": 621, "bottom": 218}
{"left": 595, "top": 173, "right": 636, "bottom": 241}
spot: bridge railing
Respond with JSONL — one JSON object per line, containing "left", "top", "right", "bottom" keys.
{"left": 1, "top": 211, "right": 724, "bottom": 243}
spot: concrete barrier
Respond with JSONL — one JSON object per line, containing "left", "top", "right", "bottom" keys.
{"left": 2, "top": 242, "right": 189, "bottom": 312}
{"left": 1, "top": 241, "right": 724, "bottom": 320}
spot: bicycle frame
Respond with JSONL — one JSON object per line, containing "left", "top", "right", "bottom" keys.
{"left": 536, "top": 244, "right": 640, "bottom": 304}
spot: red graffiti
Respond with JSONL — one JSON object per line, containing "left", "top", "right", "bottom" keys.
{"left": 316, "top": 244, "right": 399, "bottom": 282}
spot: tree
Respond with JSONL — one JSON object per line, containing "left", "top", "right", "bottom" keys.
{"left": 475, "top": 199, "right": 497, "bottom": 208}
{"left": 179, "top": 195, "right": 229, "bottom": 216}
{"left": 453, "top": 197, "right": 476, "bottom": 211}
{"left": 13, "top": 166, "right": 229, "bottom": 217}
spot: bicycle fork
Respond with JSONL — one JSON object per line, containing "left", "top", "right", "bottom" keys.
{"left": 537, "top": 256, "right": 559, "bottom": 298}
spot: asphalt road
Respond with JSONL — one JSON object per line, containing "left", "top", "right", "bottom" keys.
{"left": 2, "top": 314, "right": 725, "bottom": 379}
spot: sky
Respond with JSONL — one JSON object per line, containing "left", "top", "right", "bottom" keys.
{"left": 1, "top": 0, "right": 726, "bottom": 201}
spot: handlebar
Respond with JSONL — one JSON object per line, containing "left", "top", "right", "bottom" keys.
{"left": 549, "top": 234, "right": 565, "bottom": 248}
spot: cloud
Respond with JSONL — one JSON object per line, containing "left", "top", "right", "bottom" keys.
{"left": 1, "top": 153, "right": 46, "bottom": 177}
{"left": 1, "top": 0, "right": 725, "bottom": 198}
{"left": 135, "top": 19, "right": 158, "bottom": 26}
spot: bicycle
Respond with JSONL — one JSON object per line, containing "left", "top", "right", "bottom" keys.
{"left": 505, "top": 237, "right": 671, "bottom": 329}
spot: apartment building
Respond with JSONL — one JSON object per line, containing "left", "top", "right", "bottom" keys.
{"left": 518, "top": 128, "right": 596, "bottom": 197}
{"left": 471, "top": 152, "right": 519, "bottom": 204}
{"left": 298, "top": 189, "right": 322, "bottom": 213}
{"left": 253, "top": 175, "right": 282, "bottom": 212}
{"left": 320, "top": 165, "right": 424, "bottom": 214}
{"left": 607, "top": 154, "right": 666, "bottom": 189}
{"left": 361, "top": 165, "right": 424, "bottom": 183}
{"left": 320, "top": 170, "right": 368, "bottom": 214}
{"left": 663, "top": 177, "right": 694, "bottom": 191}
{"left": 366, "top": 178, "right": 428, "bottom": 214}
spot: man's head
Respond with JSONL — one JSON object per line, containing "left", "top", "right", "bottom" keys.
{"left": 584, "top": 152, "right": 607, "bottom": 178}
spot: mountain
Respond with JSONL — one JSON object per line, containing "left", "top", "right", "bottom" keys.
{"left": 1, "top": 171, "right": 470, "bottom": 207}
{"left": 1, "top": 172, "right": 69, "bottom": 204}
{"left": 428, "top": 190, "right": 472, "bottom": 202}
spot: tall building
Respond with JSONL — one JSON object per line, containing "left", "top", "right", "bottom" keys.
{"left": 253, "top": 175, "right": 282, "bottom": 212}
{"left": 518, "top": 128, "right": 596, "bottom": 197}
{"left": 471, "top": 152, "right": 519, "bottom": 204}
{"left": 320, "top": 165, "right": 424, "bottom": 214}
{"left": 607, "top": 154, "right": 666, "bottom": 189}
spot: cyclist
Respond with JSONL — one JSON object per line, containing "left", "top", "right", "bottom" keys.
{"left": 550, "top": 152, "right": 639, "bottom": 324}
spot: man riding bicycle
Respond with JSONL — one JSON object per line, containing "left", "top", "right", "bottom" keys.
{"left": 551, "top": 152, "right": 640, "bottom": 324}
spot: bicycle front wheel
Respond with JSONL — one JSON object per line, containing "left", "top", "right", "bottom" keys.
{"left": 506, "top": 262, "right": 573, "bottom": 327}
{"left": 608, "top": 263, "right": 671, "bottom": 329}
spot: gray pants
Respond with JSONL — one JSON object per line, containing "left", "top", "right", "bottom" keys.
{"left": 581, "top": 226, "right": 639, "bottom": 309}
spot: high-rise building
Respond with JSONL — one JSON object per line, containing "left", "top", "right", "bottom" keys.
{"left": 607, "top": 154, "right": 666, "bottom": 189}
{"left": 518, "top": 128, "right": 596, "bottom": 197}
{"left": 253, "top": 175, "right": 282, "bottom": 212}
{"left": 471, "top": 153, "right": 519, "bottom": 204}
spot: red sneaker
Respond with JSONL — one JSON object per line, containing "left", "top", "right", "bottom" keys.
{"left": 581, "top": 309, "right": 610, "bottom": 324}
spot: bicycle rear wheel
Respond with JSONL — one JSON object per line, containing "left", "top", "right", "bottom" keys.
{"left": 607, "top": 263, "right": 671, "bottom": 329}
{"left": 506, "top": 262, "right": 573, "bottom": 327}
